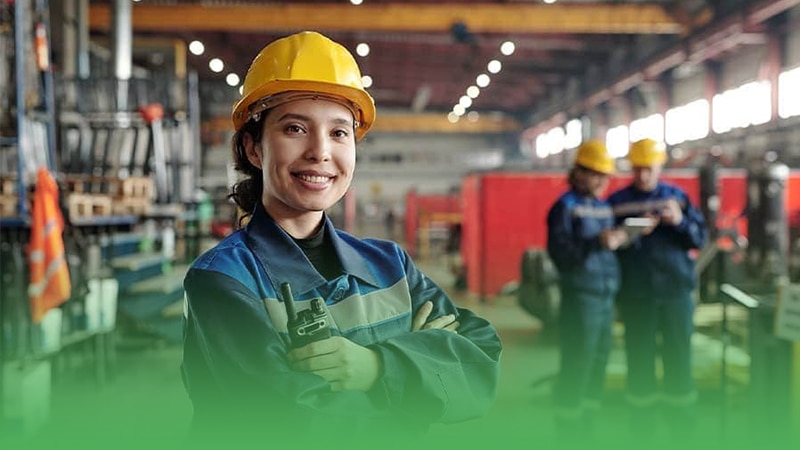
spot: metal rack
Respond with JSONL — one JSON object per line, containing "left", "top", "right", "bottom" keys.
{"left": 1, "top": 0, "right": 207, "bottom": 431}
{"left": 1, "top": 0, "right": 61, "bottom": 431}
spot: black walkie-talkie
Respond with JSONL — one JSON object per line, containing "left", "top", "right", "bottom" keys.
{"left": 281, "top": 282, "right": 331, "bottom": 348}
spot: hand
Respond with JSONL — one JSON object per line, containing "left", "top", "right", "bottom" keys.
{"left": 288, "top": 336, "right": 381, "bottom": 392}
{"left": 411, "top": 301, "right": 459, "bottom": 333}
{"left": 660, "top": 199, "right": 683, "bottom": 226}
{"left": 599, "top": 228, "right": 628, "bottom": 250}
{"left": 640, "top": 212, "right": 660, "bottom": 236}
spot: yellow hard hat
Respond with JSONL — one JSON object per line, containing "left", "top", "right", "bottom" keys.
{"left": 575, "top": 140, "right": 615, "bottom": 175}
{"left": 231, "top": 31, "right": 376, "bottom": 140}
{"left": 628, "top": 138, "right": 667, "bottom": 167}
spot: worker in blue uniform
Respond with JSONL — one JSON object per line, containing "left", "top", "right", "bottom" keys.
{"left": 180, "top": 31, "right": 502, "bottom": 447}
{"left": 547, "top": 140, "right": 626, "bottom": 440}
{"left": 608, "top": 138, "right": 708, "bottom": 439}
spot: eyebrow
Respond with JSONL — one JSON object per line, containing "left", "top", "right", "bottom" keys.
{"left": 275, "top": 113, "right": 354, "bottom": 127}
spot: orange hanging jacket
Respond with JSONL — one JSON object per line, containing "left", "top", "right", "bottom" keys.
{"left": 28, "top": 167, "right": 71, "bottom": 323}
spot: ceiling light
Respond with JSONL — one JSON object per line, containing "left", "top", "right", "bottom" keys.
{"left": 189, "top": 40, "right": 205, "bottom": 56}
{"left": 500, "top": 41, "right": 516, "bottom": 56}
{"left": 447, "top": 112, "right": 460, "bottom": 123}
{"left": 467, "top": 111, "right": 480, "bottom": 122}
{"left": 466, "top": 86, "right": 480, "bottom": 99}
{"left": 543, "top": 0, "right": 557, "bottom": 4}
{"left": 453, "top": 104, "right": 466, "bottom": 116}
{"left": 209, "top": 58, "right": 224, "bottom": 73}
{"left": 487, "top": 60, "right": 502, "bottom": 74}
{"left": 361, "top": 75, "right": 373, "bottom": 88}
{"left": 238, "top": 86, "right": 243, "bottom": 96}
{"left": 226, "top": 73, "right": 240, "bottom": 87}
{"left": 476, "top": 74, "right": 490, "bottom": 88}
{"left": 350, "top": 0, "right": 363, "bottom": 5}
{"left": 356, "top": 43, "right": 370, "bottom": 57}
{"left": 459, "top": 95, "right": 472, "bottom": 108}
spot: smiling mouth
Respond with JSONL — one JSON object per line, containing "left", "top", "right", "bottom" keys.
{"left": 294, "top": 173, "right": 333, "bottom": 184}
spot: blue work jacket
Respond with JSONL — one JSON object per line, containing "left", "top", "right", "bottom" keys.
{"left": 546, "top": 190, "right": 620, "bottom": 296}
{"left": 608, "top": 181, "right": 708, "bottom": 301}
{"left": 181, "top": 205, "right": 501, "bottom": 443}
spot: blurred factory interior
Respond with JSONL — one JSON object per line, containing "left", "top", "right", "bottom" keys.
{"left": 1, "top": 0, "right": 800, "bottom": 448}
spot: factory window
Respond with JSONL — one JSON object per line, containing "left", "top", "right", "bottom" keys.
{"left": 629, "top": 114, "right": 664, "bottom": 144}
{"left": 535, "top": 126, "right": 566, "bottom": 158}
{"left": 535, "top": 134, "right": 549, "bottom": 158}
{"left": 712, "top": 80, "right": 771, "bottom": 134}
{"left": 778, "top": 66, "right": 800, "bottom": 119}
{"left": 606, "top": 125, "right": 629, "bottom": 158}
{"left": 563, "top": 119, "right": 582, "bottom": 150}
{"left": 547, "top": 127, "right": 566, "bottom": 155}
{"left": 665, "top": 99, "right": 709, "bottom": 145}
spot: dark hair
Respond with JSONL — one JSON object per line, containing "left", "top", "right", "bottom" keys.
{"left": 567, "top": 167, "right": 579, "bottom": 189}
{"left": 230, "top": 115, "right": 266, "bottom": 225}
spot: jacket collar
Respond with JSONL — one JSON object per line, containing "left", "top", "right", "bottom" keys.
{"left": 244, "top": 204, "right": 380, "bottom": 293}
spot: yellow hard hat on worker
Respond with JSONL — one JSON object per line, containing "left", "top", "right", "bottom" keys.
{"left": 231, "top": 31, "right": 376, "bottom": 141}
{"left": 628, "top": 138, "right": 667, "bottom": 167}
{"left": 575, "top": 140, "right": 615, "bottom": 175}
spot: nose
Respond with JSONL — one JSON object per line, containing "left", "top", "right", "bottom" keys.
{"left": 304, "top": 129, "right": 332, "bottom": 162}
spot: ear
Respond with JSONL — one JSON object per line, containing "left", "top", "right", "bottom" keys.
{"left": 242, "top": 132, "right": 262, "bottom": 169}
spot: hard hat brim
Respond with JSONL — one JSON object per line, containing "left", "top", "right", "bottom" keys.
{"left": 232, "top": 80, "right": 376, "bottom": 140}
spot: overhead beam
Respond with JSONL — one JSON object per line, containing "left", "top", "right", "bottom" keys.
{"left": 89, "top": 4, "right": 685, "bottom": 35}
{"left": 372, "top": 112, "right": 521, "bottom": 134}
{"left": 526, "top": 0, "right": 795, "bottom": 136}
{"left": 202, "top": 112, "right": 521, "bottom": 134}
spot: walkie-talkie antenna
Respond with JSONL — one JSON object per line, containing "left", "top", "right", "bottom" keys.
{"left": 281, "top": 282, "right": 297, "bottom": 322}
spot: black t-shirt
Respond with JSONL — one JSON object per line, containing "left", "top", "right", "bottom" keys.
{"left": 293, "top": 225, "right": 343, "bottom": 281}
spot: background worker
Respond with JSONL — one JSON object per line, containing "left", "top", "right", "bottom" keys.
{"left": 180, "top": 31, "right": 502, "bottom": 447}
{"left": 608, "top": 138, "right": 708, "bottom": 438}
{"left": 546, "top": 140, "right": 627, "bottom": 439}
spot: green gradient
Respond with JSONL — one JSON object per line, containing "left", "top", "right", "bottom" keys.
{"left": 3, "top": 313, "right": 799, "bottom": 450}
{"left": 4, "top": 348, "right": 798, "bottom": 450}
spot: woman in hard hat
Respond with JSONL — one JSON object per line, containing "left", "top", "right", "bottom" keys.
{"left": 180, "top": 31, "right": 501, "bottom": 446}
{"left": 546, "top": 140, "right": 626, "bottom": 440}
{"left": 608, "top": 138, "right": 707, "bottom": 439}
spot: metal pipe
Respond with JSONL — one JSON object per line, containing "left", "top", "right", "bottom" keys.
{"left": 77, "top": 0, "right": 90, "bottom": 78}
{"left": 14, "top": 0, "right": 27, "bottom": 219}
{"left": 111, "top": 0, "right": 132, "bottom": 111}
{"left": 720, "top": 283, "right": 759, "bottom": 309}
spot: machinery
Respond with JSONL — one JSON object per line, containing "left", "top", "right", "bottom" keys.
{"left": 517, "top": 248, "right": 559, "bottom": 330}
{"left": 718, "top": 152, "right": 796, "bottom": 442}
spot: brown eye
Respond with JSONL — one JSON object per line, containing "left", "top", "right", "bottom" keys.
{"left": 332, "top": 128, "right": 350, "bottom": 139}
{"left": 285, "top": 124, "right": 305, "bottom": 134}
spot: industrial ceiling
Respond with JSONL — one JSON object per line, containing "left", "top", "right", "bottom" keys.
{"left": 86, "top": 0, "right": 797, "bottom": 132}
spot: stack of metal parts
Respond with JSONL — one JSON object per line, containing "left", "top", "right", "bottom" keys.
{"left": 58, "top": 75, "right": 196, "bottom": 214}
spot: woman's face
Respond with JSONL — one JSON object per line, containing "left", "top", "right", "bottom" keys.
{"left": 245, "top": 98, "right": 356, "bottom": 219}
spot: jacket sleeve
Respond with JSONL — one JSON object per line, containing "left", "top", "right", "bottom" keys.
{"left": 669, "top": 192, "right": 708, "bottom": 250}
{"left": 546, "top": 199, "right": 601, "bottom": 271}
{"left": 367, "top": 250, "right": 502, "bottom": 424}
{"left": 182, "top": 268, "right": 391, "bottom": 425}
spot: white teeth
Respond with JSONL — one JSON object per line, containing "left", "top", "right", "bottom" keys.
{"left": 297, "top": 174, "right": 330, "bottom": 183}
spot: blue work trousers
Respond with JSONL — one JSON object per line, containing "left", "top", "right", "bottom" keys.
{"left": 620, "top": 292, "right": 695, "bottom": 402}
{"left": 555, "top": 288, "right": 614, "bottom": 414}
